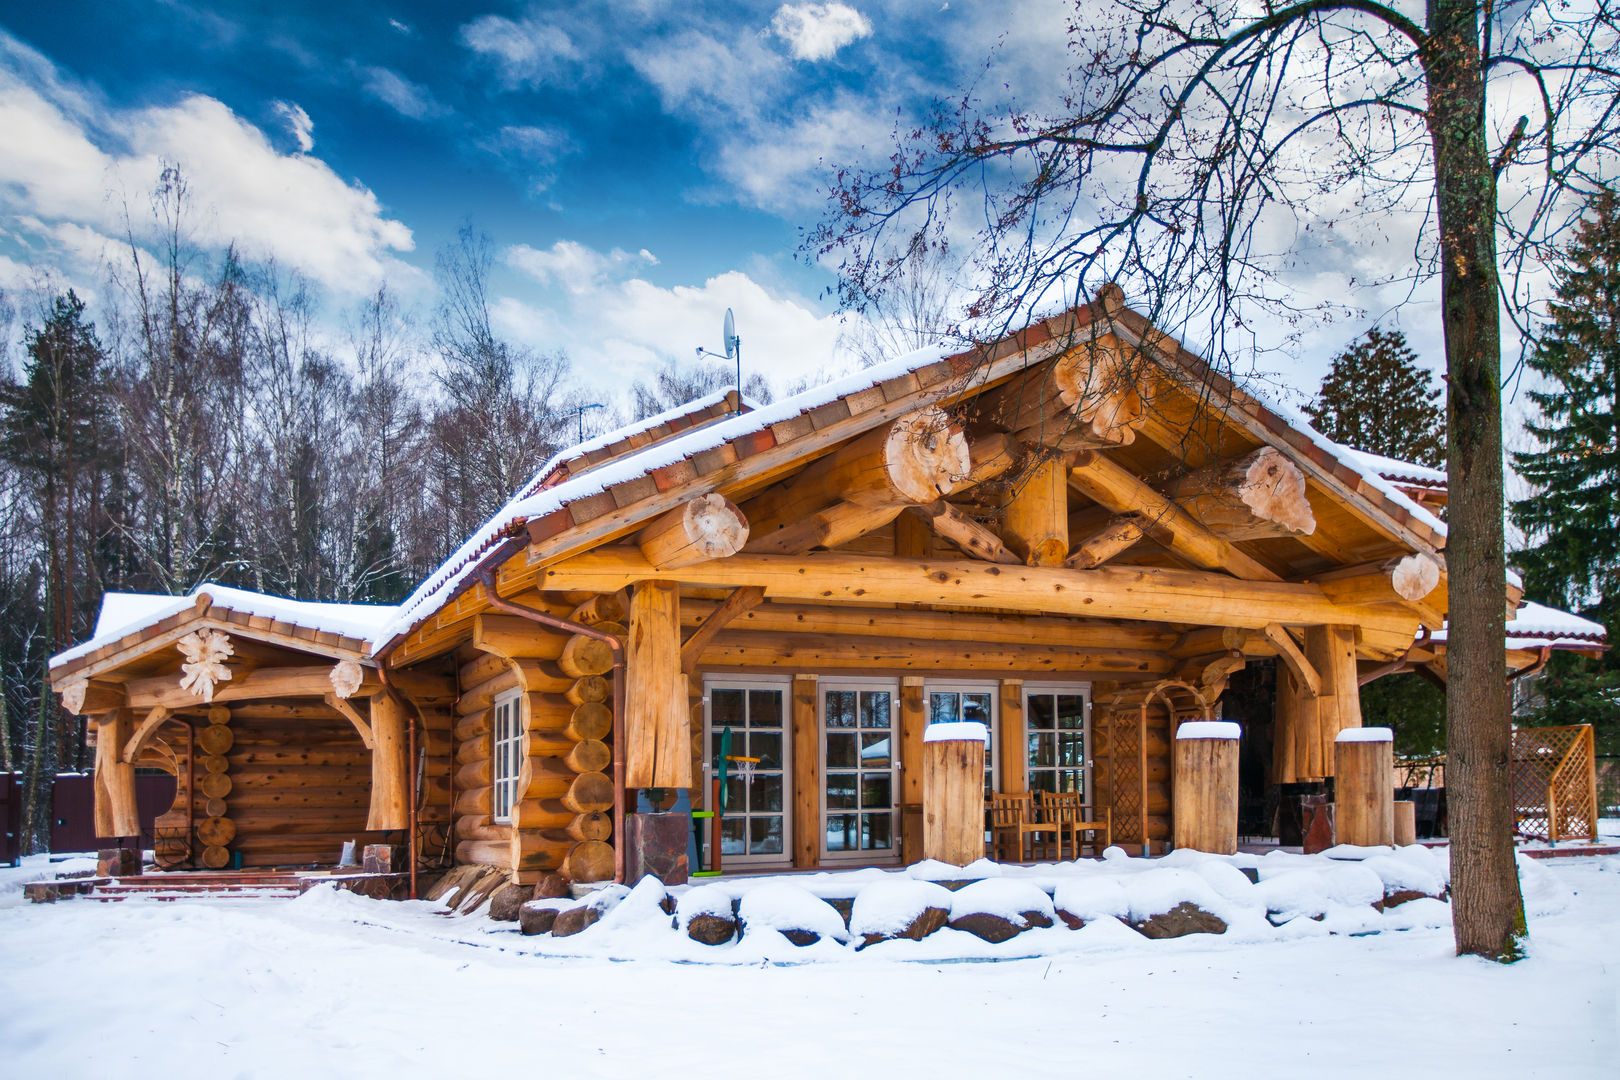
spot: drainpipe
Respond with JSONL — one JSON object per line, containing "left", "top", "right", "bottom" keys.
{"left": 1507, "top": 645, "right": 1554, "bottom": 685}
{"left": 479, "top": 570, "right": 627, "bottom": 885}
{"left": 375, "top": 663, "right": 419, "bottom": 901}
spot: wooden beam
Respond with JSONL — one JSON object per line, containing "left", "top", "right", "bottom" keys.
{"left": 539, "top": 548, "right": 1418, "bottom": 635}
{"left": 94, "top": 710, "right": 139, "bottom": 838}
{"left": 680, "top": 586, "right": 766, "bottom": 674}
{"left": 1067, "top": 513, "right": 1147, "bottom": 570}
{"left": 125, "top": 665, "right": 381, "bottom": 710}
{"left": 1067, "top": 451, "right": 1281, "bottom": 581}
{"left": 473, "top": 614, "right": 565, "bottom": 659}
{"left": 625, "top": 581, "right": 690, "bottom": 789}
{"left": 121, "top": 705, "right": 173, "bottom": 764}
{"left": 1310, "top": 554, "right": 1445, "bottom": 610}
{"left": 976, "top": 334, "right": 1146, "bottom": 450}
{"left": 366, "top": 693, "right": 410, "bottom": 830}
{"left": 905, "top": 502, "right": 1021, "bottom": 564}
{"left": 1260, "top": 623, "right": 1321, "bottom": 697}
{"left": 695, "top": 630, "right": 1172, "bottom": 675}
{"left": 61, "top": 678, "right": 125, "bottom": 715}
{"left": 743, "top": 500, "right": 906, "bottom": 556}
{"left": 325, "top": 694, "right": 375, "bottom": 750}
{"left": 1001, "top": 454, "right": 1070, "bottom": 565}
{"left": 637, "top": 493, "right": 750, "bottom": 569}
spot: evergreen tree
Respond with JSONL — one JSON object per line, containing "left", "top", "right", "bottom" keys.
{"left": 1509, "top": 190, "right": 1620, "bottom": 751}
{"left": 1305, "top": 328, "right": 1445, "bottom": 467}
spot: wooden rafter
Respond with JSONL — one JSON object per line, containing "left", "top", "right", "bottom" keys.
{"left": 680, "top": 585, "right": 766, "bottom": 674}
{"left": 126, "top": 664, "right": 382, "bottom": 710}
{"left": 1067, "top": 513, "right": 1148, "bottom": 570}
{"left": 905, "top": 502, "right": 1020, "bottom": 564}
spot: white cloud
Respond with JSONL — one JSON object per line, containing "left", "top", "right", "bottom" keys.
{"left": 492, "top": 239, "right": 844, "bottom": 397}
{"left": 0, "top": 33, "right": 414, "bottom": 296}
{"left": 459, "top": 13, "right": 581, "bottom": 87}
{"left": 358, "top": 66, "right": 446, "bottom": 120}
{"left": 272, "top": 100, "right": 314, "bottom": 152}
{"left": 769, "top": 3, "right": 873, "bottom": 61}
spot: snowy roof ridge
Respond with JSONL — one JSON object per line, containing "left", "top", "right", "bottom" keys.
{"left": 1333, "top": 445, "right": 1447, "bottom": 489}
{"left": 50, "top": 583, "right": 399, "bottom": 670}
{"left": 1430, "top": 599, "right": 1607, "bottom": 650}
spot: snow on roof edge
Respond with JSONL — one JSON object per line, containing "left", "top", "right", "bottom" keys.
{"left": 1429, "top": 600, "right": 1607, "bottom": 649}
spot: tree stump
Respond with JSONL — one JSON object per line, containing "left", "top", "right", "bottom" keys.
{"left": 922, "top": 722, "right": 987, "bottom": 866}
{"left": 1173, "top": 721, "right": 1241, "bottom": 854}
{"left": 1335, "top": 728, "right": 1395, "bottom": 847}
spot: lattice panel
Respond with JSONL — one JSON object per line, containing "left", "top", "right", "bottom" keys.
{"left": 1105, "top": 707, "right": 1146, "bottom": 849}
{"left": 1510, "top": 725, "right": 1597, "bottom": 842}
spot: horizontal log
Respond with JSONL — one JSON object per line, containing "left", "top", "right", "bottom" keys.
{"left": 459, "top": 651, "right": 509, "bottom": 692}
{"left": 456, "top": 757, "right": 492, "bottom": 790}
{"left": 558, "top": 635, "right": 615, "bottom": 678}
{"left": 697, "top": 630, "right": 1169, "bottom": 674}
{"left": 562, "top": 840, "right": 615, "bottom": 883}
{"left": 638, "top": 493, "right": 750, "bottom": 569}
{"left": 455, "top": 839, "right": 512, "bottom": 868}
{"left": 126, "top": 665, "right": 381, "bottom": 710}
{"left": 457, "top": 667, "right": 519, "bottom": 716}
{"left": 570, "top": 591, "right": 628, "bottom": 626}
{"left": 564, "top": 676, "right": 610, "bottom": 706}
{"left": 454, "top": 709, "right": 491, "bottom": 743}
{"left": 473, "top": 614, "right": 567, "bottom": 660}
{"left": 384, "top": 666, "right": 457, "bottom": 706}
{"left": 512, "top": 798, "right": 578, "bottom": 831}
{"left": 455, "top": 786, "right": 493, "bottom": 817}
{"left": 541, "top": 549, "right": 1420, "bottom": 635}
{"left": 567, "top": 811, "right": 613, "bottom": 842}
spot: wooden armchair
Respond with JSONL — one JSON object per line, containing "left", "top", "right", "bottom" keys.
{"left": 987, "top": 792, "right": 1061, "bottom": 863}
{"left": 1038, "top": 791, "right": 1113, "bottom": 859}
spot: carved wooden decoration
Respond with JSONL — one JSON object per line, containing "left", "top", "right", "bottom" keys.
{"left": 62, "top": 678, "right": 87, "bottom": 715}
{"left": 329, "top": 659, "right": 365, "bottom": 699}
{"left": 1053, "top": 336, "right": 1146, "bottom": 446}
{"left": 1170, "top": 447, "right": 1317, "bottom": 539}
{"left": 1390, "top": 552, "right": 1442, "bottom": 602}
{"left": 177, "top": 629, "right": 234, "bottom": 703}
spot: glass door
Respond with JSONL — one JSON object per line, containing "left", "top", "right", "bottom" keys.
{"left": 704, "top": 677, "right": 791, "bottom": 865}
{"left": 821, "top": 680, "right": 899, "bottom": 862}
{"left": 1025, "top": 685, "right": 1090, "bottom": 796}
{"left": 926, "top": 682, "right": 998, "bottom": 795}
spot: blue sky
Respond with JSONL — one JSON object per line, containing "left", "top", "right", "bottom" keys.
{"left": 0, "top": 0, "right": 1469, "bottom": 407}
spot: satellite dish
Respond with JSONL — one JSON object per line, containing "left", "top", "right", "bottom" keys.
{"left": 723, "top": 308, "right": 738, "bottom": 360}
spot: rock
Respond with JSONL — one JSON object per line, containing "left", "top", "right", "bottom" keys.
{"left": 487, "top": 883, "right": 530, "bottom": 922}
{"left": 551, "top": 904, "right": 602, "bottom": 938}
{"left": 23, "top": 882, "right": 62, "bottom": 904}
{"left": 781, "top": 929, "right": 822, "bottom": 947}
{"left": 1376, "top": 888, "right": 1441, "bottom": 910}
{"left": 1133, "top": 901, "right": 1228, "bottom": 939}
{"left": 861, "top": 905, "right": 949, "bottom": 947}
{"left": 532, "top": 873, "right": 571, "bottom": 900}
{"left": 97, "top": 847, "right": 140, "bottom": 877}
{"left": 519, "top": 901, "right": 564, "bottom": 936}
{"left": 826, "top": 897, "right": 855, "bottom": 926}
{"left": 947, "top": 912, "right": 1026, "bottom": 943}
{"left": 1056, "top": 909, "right": 1086, "bottom": 930}
{"left": 686, "top": 912, "right": 739, "bottom": 945}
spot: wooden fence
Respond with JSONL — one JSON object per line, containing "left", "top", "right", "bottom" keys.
{"left": 1511, "top": 725, "right": 1598, "bottom": 842}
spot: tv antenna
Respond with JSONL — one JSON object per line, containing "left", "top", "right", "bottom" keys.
{"left": 540, "top": 402, "right": 606, "bottom": 445}
{"left": 695, "top": 307, "right": 742, "bottom": 411}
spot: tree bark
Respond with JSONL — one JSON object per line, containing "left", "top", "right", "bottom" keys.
{"left": 1424, "top": 0, "right": 1526, "bottom": 961}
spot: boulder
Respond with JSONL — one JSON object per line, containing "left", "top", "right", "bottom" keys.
{"left": 1133, "top": 901, "right": 1228, "bottom": 939}
{"left": 947, "top": 911, "right": 1025, "bottom": 943}
{"left": 487, "top": 883, "right": 530, "bottom": 922}
{"left": 551, "top": 904, "right": 603, "bottom": 938}
{"left": 862, "top": 906, "right": 949, "bottom": 947}
{"left": 945, "top": 879, "right": 1057, "bottom": 943}
{"left": 686, "top": 912, "right": 739, "bottom": 945}
{"left": 737, "top": 883, "right": 850, "bottom": 946}
{"left": 532, "top": 873, "right": 571, "bottom": 900}
{"left": 1055, "top": 909, "right": 1086, "bottom": 931}
{"left": 519, "top": 900, "right": 565, "bottom": 936}
{"left": 1375, "top": 888, "right": 1442, "bottom": 910}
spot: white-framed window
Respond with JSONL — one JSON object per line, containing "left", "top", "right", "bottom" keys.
{"left": 1024, "top": 684, "right": 1090, "bottom": 797}
{"left": 492, "top": 690, "right": 523, "bottom": 824}
{"left": 703, "top": 675, "right": 792, "bottom": 864}
{"left": 821, "top": 678, "right": 900, "bottom": 862}
{"left": 926, "top": 681, "right": 998, "bottom": 796}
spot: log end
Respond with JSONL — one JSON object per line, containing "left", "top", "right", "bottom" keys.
{"left": 1391, "top": 553, "right": 1442, "bottom": 602}
{"left": 885, "top": 406, "right": 971, "bottom": 503}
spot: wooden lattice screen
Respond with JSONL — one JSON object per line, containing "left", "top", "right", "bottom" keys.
{"left": 1510, "top": 725, "right": 1598, "bottom": 842}
{"left": 1107, "top": 707, "right": 1146, "bottom": 851}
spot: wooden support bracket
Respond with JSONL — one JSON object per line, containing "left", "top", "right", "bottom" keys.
{"left": 681, "top": 585, "right": 766, "bottom": 674}
{"left": 1260, "top": 622, "right": 1321, "bottom": 697}
{"left": 325, "top": 693, "right": 375, "bottom": 749}
{"left": 121, "top": 705, "right": 173, "bottom": 764}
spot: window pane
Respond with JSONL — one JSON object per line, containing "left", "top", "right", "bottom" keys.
{"left": 1029, "top": 731, "right": 1052, "bottom": 769}
{"left": 723, "top": 776, "right": 745, "bottom": 812}
{"left": 721, "top": 817, "right": 746, "bottom": 856}
{"left": 861, "top": 692, "right": 891, "bottom": 729}
{"left": 963, "top": 694, "right": 992, "bottom": 724}
{"left": 712, "top": 689, "right": 744, "bottom": 730}
{"left": 929, "top": 692, "right": 959, "bottom": 724}
{"left": 750, "top": 816, "right": 783, "bottom": 856}
{"left": 859, "top": 732, "right": 891, "bottom": 768}
{"left": 861, "top": 775, "right": 891, "bottom": 810}
{"left": 826, "top": 690, "right": 856, "bottom": 728}
{"left": 826, "top": 774, "right": 858, "bottom": 810}
{"left": 1058, "top": 695, "right": 1086, "bottom": 730}
{"left": 754, "top": 775, "right": 783, "bottom": 813}
{"left": 749, "top": 690, "right": 783, "bottom": 729}
{"left": 826, "top": 814, "right": 858, "bottom": 852}
{"left": 1030, "top": 771, "right": 1056, "bottom": 794}
{"left": 1028, "top": 693, "right": 1056, "bottom": 732}
{"left": 750, "top": 732, "right": 782, "bottom": 769}
{"left": 863, "top": 812, "right": 893, "bottom": 850}
{"left": 1058, "top": 732, "right": 1085, "bottom": 767}
{"left": 826, "top": 733, "right": 856, "bottom": 769}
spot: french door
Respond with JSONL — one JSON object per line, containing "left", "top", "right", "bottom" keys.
{"left": 703, "top": 677, "right": 791, "bottom": 866}
{"left": 1024, "top": 685, "right": 1091, "bottom": 797}
{"left": 820, "top": 679, "right": 899, "bottom": 863}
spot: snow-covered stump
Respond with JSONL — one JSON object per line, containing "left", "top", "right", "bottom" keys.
{"left": 1172, "top": 721, "right": 1240, "bottom": 855}
{"left": 1335, "top": 728, "right": 1394, "bottom": 847}
{"left": 922, "top": 721, "right": 988, "bottom": 866}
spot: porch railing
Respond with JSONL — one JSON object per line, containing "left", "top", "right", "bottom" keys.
{"left": 1511, "top": 724, "right": 1598, "bottom": 842}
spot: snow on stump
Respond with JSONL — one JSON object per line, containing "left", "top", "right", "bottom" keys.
{"left": 487, "top": 882, "right": 530, "bottom": 922}
{"left": 946, "top": 879, "right": 1056, "bottom": 943}
{"left": 519, "top": 898, "right": 572, "bottom": 935}
{"left": 737, "top": 883, "right": 851, "bottom": 946}
{"left": 923, "top": 721, "right": 988, "bottom": 866}
{"left": 1334, "top": 728, "right": 1395, "bottom": 848}
{"left": 850, "top": 880, "right": 955, "bottom": 947}
{"left": 1172, "top": 721, "right": 1241, "bottom": 855}
{"left": 678, "top": 886, "right": 739, "bottom": 945}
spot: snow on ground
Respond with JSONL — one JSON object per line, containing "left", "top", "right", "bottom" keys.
{"left": 3, "top": 848, "right": 1618, "bottom": 1078}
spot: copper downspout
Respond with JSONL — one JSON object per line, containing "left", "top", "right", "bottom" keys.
{"left": 479, "top": 570, "right": 627, "bottom": 885}
{"left": 1507, "top": 645, "right": 1555, "bottom": 685}
{"left": 375, "top": 664, "right": 420, "bottom": 900}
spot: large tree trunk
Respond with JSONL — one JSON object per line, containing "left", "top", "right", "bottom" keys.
{"left": 1425, "top": 0, "right": 1526, "bottom": 961}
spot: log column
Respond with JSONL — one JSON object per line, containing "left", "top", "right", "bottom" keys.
{"left": 921, "top": 722, "right": 988, "bottom": 866}
{"left": 1334, "top": 728, "right": 1395, "bottom": 847}
{"left": 1172, "top": 721, "right": 1240, "bottom": 855}
{"left": 93, "top": 710, "right": 140, "bottom": 839}
{"left": 367, "top": 693, "right": 411, "bottom": 831}
{"left": 1304, "top": 625, "right": 1361, "bottom": 777}
{"left": 625, "top": 581, "right": 690, "bottom": 790}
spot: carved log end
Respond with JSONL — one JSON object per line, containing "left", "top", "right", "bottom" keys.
{"left": 1239, "top": 447, "right": 1316, "bottom": 535}
{"left": 329, "top": 660, "right": 365, "bottom": 699}
{"left": 1391, "top": 553, "right": 1442, "bottom": 602}
{"left": 885, "top": 406, "right": 971, "bottom": 503}
{"left": 683, "top": 493, "right": 750, "bottom": 559}
{"left": 62, "top": 678, "right": 88, "bottom": 715}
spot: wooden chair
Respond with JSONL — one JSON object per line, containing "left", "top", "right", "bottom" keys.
{"left": 987, "top": 793, "right": 1061, "bottom": 863}
{"left": 1039, "top": 790, "right": 1113, "bottom": 860}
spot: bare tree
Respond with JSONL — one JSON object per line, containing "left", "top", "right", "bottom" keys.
{"left": 817, "top": 0, "right": 1620, "bottom": 960}
{"left": 835, "top": 233, "right": 965, "bottom": 368}
{"left": 628, "top": 358, "right": 773, "bottom": 421}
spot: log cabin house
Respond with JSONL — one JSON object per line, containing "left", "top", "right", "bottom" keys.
{"left": 47, "top": 286, "right": 1607, "bottom": 890}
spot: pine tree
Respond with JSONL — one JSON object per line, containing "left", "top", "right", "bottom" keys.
{"left": 1305, "top": 328, "right": 1445, "bottom": 467}
{"left": 1509, "top": 190, "right": 1620, "bottom": 751}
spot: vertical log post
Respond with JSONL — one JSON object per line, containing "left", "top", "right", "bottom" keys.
{"left": 1002, "top": 455, "right": 1069, "bottom": 565}
{"left": 1172, "top": 721, "right": 1241, "bottom": 855}
{"left": 1304, "top": 625, "right": 1361, "bottom": 777}
{"left": 922, "top": 721, "right": 988, "bottom": 866}
{"left": 625, "top": 581, "right": 690, "bottom": 789}
{"left": 1334, "top": 728, "right": 1395, "bottom": 847}
{"left": 367, "top": 693, "right": 411, "bottom": 831}
{"left": 1394, "top": 800, "right": 1418, "bottom": 847}
{"left": 94, "top": 710, "right": 140, "bottom": 839}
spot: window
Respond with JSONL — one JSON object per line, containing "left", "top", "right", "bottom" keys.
{"left": 1026, "top": 688, "right": 1089, "bottom": 796}
{"left": 492, "top": 691, "right": 523, "bottom": 824}
{"left": 822, "top": 682, "right": 898, "bottom": 859}
{"left": 927, "top": 685, "right": 996, "bottom": 796}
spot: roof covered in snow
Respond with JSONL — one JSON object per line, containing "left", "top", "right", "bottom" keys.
{"left": 1431, "top": 600, "right": 1607, "bottom": 652}
{"left": 1334, "top": 446, "right": 1447, "bottom": 490}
